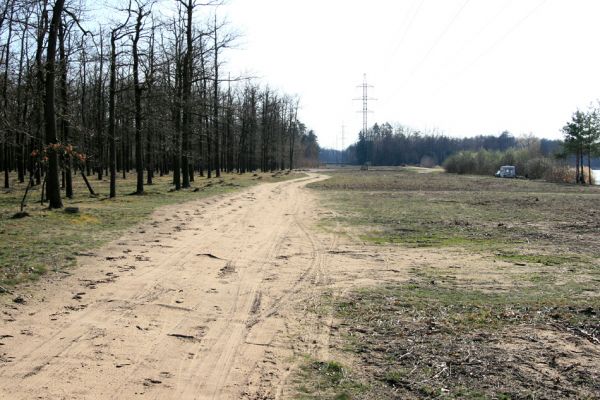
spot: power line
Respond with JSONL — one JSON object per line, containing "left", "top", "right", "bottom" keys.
{"left": 384, "top": 0, "right": 471, "bottom": 102}
{"left": 415, "top": 0, "right": 471, "bottom": 70}
{"left": 385, "top": 0, "right": 426, "bottom": 67}
{"left": 430, "top": 0, "right": 548, "bottom": 97}
{"left": 441, "top": 0, "right": 513, "bottom": 72}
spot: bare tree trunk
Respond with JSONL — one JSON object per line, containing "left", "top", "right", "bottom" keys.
{"left": 213, "top": 17, "right": 220, "bottom": 178}
{"left": 225, "top": 77, "right": 233, "bottom": 172}
{"left": 180, "top": 0, "right": 193, "bottom": 188}
{"left": 146, "top": 21, "right": 156, "bottom": 185}
{"left": 205, "top": 77, "right": 211, "bottom": 178}
{"left": 109, "top": 31, "right": 118, "bottom": 198}
{"left": 79, "top": 36, "right": 87, "bottom": 168}
{"left": 96, "top": 35, "right": 105, "bottom": 180}
{"left": 579, "top": 146, "right": 585, "bottom": 184}
{"left": 132, "top": 5, "right": 144, "bottom": 195}
{"left": 58, "top": 21, "right": 72, "bottom": 198}
{"left": 44, "top": 0, "right": 65, "bottom": 209}
{"left": 575, "top": 147, "right": 580, "bottom": 184}
{"left": 3, "top": 144, "right": 8, "bottom": 188}
{"left": 289, "top": 102, "right": 298, "bottom": 170}
{"left": 15, "top": 5, "right": 29, "bottom": 184}
{"left": 172, "top": 36, "right": 182, "bottom": 190}
{"left": 33, "top": 2, "right": 49, "bottom": 186}
{"left": 2, "top": 0, "right": 14, "bottom": 189}
{"left": 587, "top": 145, "right": 592, "bottom": 185}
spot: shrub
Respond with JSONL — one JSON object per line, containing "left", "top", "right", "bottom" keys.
{"left": 444, "top": 149, "right": 570, "bottom": 183}
{"left": 525, "top": 157, "right": 552, "bottom": 179}
{"left": 542, "top": 163, "right": 573, "bottom": 183}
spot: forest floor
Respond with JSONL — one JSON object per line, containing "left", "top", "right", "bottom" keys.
{"left": 0, "top": 168, "right": 598, "bottom": 399}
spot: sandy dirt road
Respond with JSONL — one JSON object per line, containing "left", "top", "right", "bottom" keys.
{"left": 1, "top": 173, "right": 396, "bottom": 399}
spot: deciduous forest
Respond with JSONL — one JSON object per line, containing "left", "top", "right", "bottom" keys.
{"left": 0, "top": 0, "right": 319, "bottom": 209}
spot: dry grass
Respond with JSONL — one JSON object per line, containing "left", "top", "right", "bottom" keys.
{"left": 297, "top": 167, "right": 600, "bottom": 399}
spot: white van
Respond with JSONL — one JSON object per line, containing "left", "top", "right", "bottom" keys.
{"left": 495, "top": 165, "right": 516, "bottom": 178}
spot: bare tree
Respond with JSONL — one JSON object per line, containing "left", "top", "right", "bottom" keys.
{"left": 130, "top": 0, "right": 151, "bottom": 195}
{"left": 108, "top": 3, "right": 132, "bottom": 198}
{"left": 0, "top": 0, "right": 314, "bottom": 206}
{"left": 1, "top": 0, "right": 15, "bottom": 189}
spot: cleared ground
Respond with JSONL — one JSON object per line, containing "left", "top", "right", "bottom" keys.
{"left": 0, "top": 168, "right": 598, "bottom": 399}
{"left": 296, "top": 167, "right": 600, "bottom": 399}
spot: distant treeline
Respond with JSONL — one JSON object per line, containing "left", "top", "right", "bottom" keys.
{"left": 319, "top": 123, "right": 562, "bottom": 166}
{"left": 443, "top": 107, "right": 600, "bottom": 184}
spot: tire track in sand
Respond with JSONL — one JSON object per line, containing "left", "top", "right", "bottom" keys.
{"left": 0, "top": 173, "right": 331, "bottom": 400}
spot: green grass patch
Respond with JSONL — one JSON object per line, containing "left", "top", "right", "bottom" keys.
{"left": 310, "top": 168, "right": 600, "bottom": 258}
{"left": 495, "top": 251, "right": 583, "bottom": 266}
{"left": 361, "top": 230, "right": 497, "bottom": 248}
{"left": 292, "top": 358, "right": 367, "bottom": 399}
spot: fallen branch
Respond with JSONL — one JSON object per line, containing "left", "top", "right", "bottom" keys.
{"left": 167, "top": 333, "right": 195, "bottom": 340}
{"left": 79, "top": 167, "right": 96, "bottom": 196}
{"left": 196, "top": 253, "right": 223, "bottom": 260}
{"left": 0, "top": 286, "right": 13, "bottom": 294}
{"left": 18, "top": 165, "right": 40, "bottom": 214}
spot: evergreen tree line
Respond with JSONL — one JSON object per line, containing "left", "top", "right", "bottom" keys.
{"left": 320, "top": 122, "right": 562, "bottom": 167}
{"left": 0, "top": 0, "right": 319, "bottom": 209}
{"left": 561, "top": 107, "right": 600, "bottom": 184}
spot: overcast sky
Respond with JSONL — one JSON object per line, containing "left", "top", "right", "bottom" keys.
{"left": 216, "top": 0, "right": 600, "bottom": 149}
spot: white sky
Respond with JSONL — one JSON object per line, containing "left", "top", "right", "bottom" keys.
{"left": 218, "top": 0, "right": 600, "bottom": 149}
